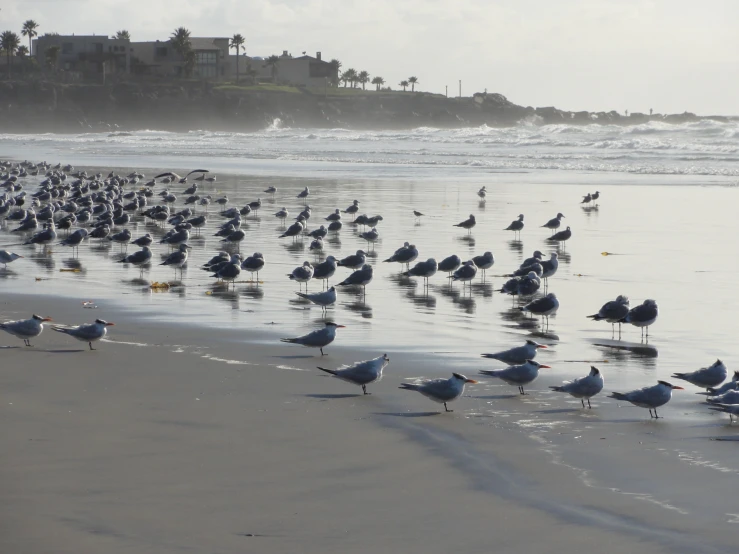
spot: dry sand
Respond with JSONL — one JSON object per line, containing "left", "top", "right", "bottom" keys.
{"left": 0, "top": 293, "right": 735, "bottom": 554}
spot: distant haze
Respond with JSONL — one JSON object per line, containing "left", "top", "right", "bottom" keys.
{"left": 6, "top": 0, "right": 737, "bottom": 115}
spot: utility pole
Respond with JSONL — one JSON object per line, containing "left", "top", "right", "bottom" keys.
{"left": 458, "top": 80, "right": 461, "bottom": 98}
{"left": 445, "top": 85, "right": 447, "bottom": 97}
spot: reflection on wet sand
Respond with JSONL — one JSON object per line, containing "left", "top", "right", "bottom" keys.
{"left": 507, "top": 239, "right": 523, "bottom": 254}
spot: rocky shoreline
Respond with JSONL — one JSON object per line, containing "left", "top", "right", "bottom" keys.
{"left": 0, "top": 80, "right": 728, "bottom": 133}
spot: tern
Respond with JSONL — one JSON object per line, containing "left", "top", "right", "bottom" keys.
{"left": 707, "top": 403, "right": 739, "bottom": 423}
{"left": 481, "top": 340, "right": 548, "bottom": 365}
{"left": 479, "top": 360, "right": 551, "bottom": 395}
{"left": 280, "top": 321, "right": 345, "bottom": 355}
{"left": 697, "top": 371, "right": 739, "bottom": 396}
{"left": 504, "top": 214, "right": 525, "bottom": 239}
{"left": 318, "top": 354, "right": 389, "bottom": 395}
{"left": 0, "top": 314, "right": 52, "bottom": 346}
{"left": 706, "top": 390, "right": 739, "bottom": 406}
{"left": 608, "top": 381, "right": 683, "bottom": 418}
{"left": 0, "top": 250, "right": 23, "bottom": 269}
{"left": 288, "top": 261, "right": 314, "bottom": 291}
{"left": 672, "top": 359, "right": 727, "bottom": 390}
{"left": 587, "top": 295, "right": 630, "bottom": 338}
{"left": 550, "top": 366, "right": 604, "bottom": 408}
{"left": 454, "top": 214, "right": 476, "bottom": 234}
{"left": 52, "top": 318, "right": 115, "bottom": 350}
{"left": 547, "top": 226, "right": 572, "bottom": 245}
{"left": 541, "top": 213, "right": 565, "bottom": 234}
{"left": 297, "top": 286, "right": 337, "bottom": 312}
{"left": 621, "top": 299, "right": 658, "bottom": 340}
{"left": 399, "top": 373, "right": 477, "bottom": 412}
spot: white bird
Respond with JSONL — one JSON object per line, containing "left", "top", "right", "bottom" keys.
{"left": 317, "top": 354, "right": 389, "bottom": 394}
{"left": 288, "top": 261, "right": 314, "bottom": 291}
{"left": 399, "top": 373, "right": 477, "bottom": 412}
{"left": 280, "top": 322, "right": 345, "bottom": 355}
{"left": 707, "top": 403, "right": 739, "bottom": 423}
{"left": 0, "top": 314, "right": 52, "bottom": 346}
{"left": 479, "top": 360, "right": 551, "bottom": 395}
{"left": 0, "top": 250, "right": 23, "bottom": 269}
{"left": 672, "top": 360, "right": 727, "bottom": 390}
{"left": 608, "top": 381, "right": 683, "bottom": 418}
{"left": 550, "top": 366, "right": 604, "bottom": 408}
{"left": 296, "top": 286, "right": 337, "bottom": 311}
{"left": 697, "top": 371, "right": 739, "bottom": 396}
{"left": 481, "top": 340, "right": 547, "bottom": 365}
{"left": 52, "top": 318, "right": 115, "bottom": 351}
{"left": 587, "top": 295, "right": 630, "bottom": 338}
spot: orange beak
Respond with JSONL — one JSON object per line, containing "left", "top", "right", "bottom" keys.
{"left": 336, "top": 325, "right": 346, "bottom": 328}
{"left": 538, "top": 364, "right": 552, "bottom": 369}
{"left": 106, "top": 322, "right": 116, "bottom": 326}
{"left": 42, "top": 317, "right": 53, "bottom": 322}
{"left": 672, "top": 386, "right": 684, "bottom": 390}
{"left": 537, "top": 344, "right": 548, "bottom": 349}
{"left": 465, "top": 378, "right": 478, "bottom": 384}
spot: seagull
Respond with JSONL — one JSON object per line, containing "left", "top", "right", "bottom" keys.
{"left": 160, "top": 228, "right": 190, "bottom": 247}
{"left": 478, "top": 186, "right": 487, "bottom": 201}
{"left": 359, "top": 227, "right": 379, "bottom": 249}
{"left": 621, "top": 299, "right": 658, "bottom": 340}
{"left": 0, "top": 250, "right": 23, "bottom": 269}
{"left": 216, "top": 195, "right": 229, "bottom": 207}
{"left": 479, "top": 360, "right": 551, "bottom": 395}
{"left": 548, "top": 226, "right": 572, "bottom": 244}
{"left": 309, "top": 238, "right": 324, "bottom": 252}
{"left": 131, "top": 233, "right": 153, "bottom": 247}
{"left": 288, "top": 261, "right": 314, "bottom": 291}
{"left": 504, "top": 214, "right": 525, "bottom": 239}
{"left": 313, "top": 256, "right": 337, "bottom": 288}
{"left": 297, "top": 187, "right": 310, "bottom": 199}
{"left": 384, "top": 243, "right": 418, "bottom": 269}
{"left": 413, "top": 210, "right": 424, "bottom": 221}
{"left": 521, "top": 250, "right": 544, "bottom": 268}
{"left": 539, "top": 252, "right": 559, "bottom": 281}
{"left": 280, "top": 321, "right": 345, "bottom": 355}
{"left": 438, "top": 254, "right": 461, "bottom": 276}
{"left": 264, "top": 186, "right": 277, "bottom": 194}
{"left": 581, "top": 193, "right": 592, "bottom": 205}
{"left": 454, "top": 214, "right": 476, "bottom": 234}
{"left": 280, "top": 217, "right": 305, "bottom": 241}
{"left": 160, "top": 243, "right": 192, "bottom": 278}
{"left": 587, "top": 295, "right": 630, "bottom": 338}
{"left": 672, "top": 360, "right": 727, "bottom": 390}
{"left": 541, "top": 213, "right": 565, "bottom": 234}
{"left": 308, "top": 225, "right": 327, "bottom": 240}
{"left": 481, "top": 339, "right": 548, "bottom": 365}
{"left": 327, "top": 220, "right": 343, "bottom": 232}
{"left": 450, "top": 260, "right": 477, "bottom": 287}
{"left": 521, "top": 293, "right": 559, "bottom": 327}
{"left": 399, "top": 373, "right": 477, "bottom": 412}
{"left": 107, "top": 228, "right": 132, "bottom": 250}
{"left": 342, "top": 200, "right": 360, "bottom": 218}
{"left": 402, "top": 258, "right": 437, "bottom": 287}
{"left": 337, "top": 250, "right": 366, "bottom": 271}
{"left": 118, "top": 246, "right": 152, "bottom": 276}
{"left": 325, "top": 209, "right": 341, "bottom": 222}
{"left": 608, "top": 381, "right": 683, "bottom": 418}
{"left": 274, "top": 207, "right": 289, "bottom": 220}
{"left": 697, "top": 372, "right": 739, "bottom": 396}
{"left": 471, "top": 251, "right": 494, "bottom": 279}
{"left": 337, "top": 264, "right": 373, "bottom": 293}
{"left": 591, "top": 191, "right": 600, "bottom": 205}
{"left": 0, "top": 314, "right": 52, "bottom": 346}
{"left": 24, "top": 222, "right": 57, "bottom": 246}
{"left": 297, "top": 286, "right": 337, "bottom": 312}
{"left": 550, "top": 366, "right": 604, "bottom": 408}
{"left": 317, "top": 354, "right": 389, "bottom": 395}
{"left": 52, "top": 318, "right": 115, "bottom": 351}
{"left": 518, "top": 272, "right": 541, "bottom": 296}
{"left": 241, "top": 252, "right": 265, "bottom": 281}
{"left": 89, "top": 224, "right": 110, "bottom": 240}
{"left": 154, "top": 169, "right": 209, "bottom": 183}
{"left": 365, "top": 215, "right": 383, "bottom": 227}
{"left": 221, "top": 229, "right": 246, "bottom": 249}
{"left": 211, "top": 258, "right": 242, "bottom": 288}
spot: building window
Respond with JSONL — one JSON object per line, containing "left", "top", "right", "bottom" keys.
{"left": 195, "top": 51, "right": 217, "bottom": 65}
{"left": 155, "top": 47, "right": 167, "bottom": 57}
{"left": 62, "top": 43, "right": 74, "bottom": 54}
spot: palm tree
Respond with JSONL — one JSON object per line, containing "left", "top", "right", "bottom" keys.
{"left": 229, "top": 34, "right": 245, "bottom": 83}
{"left": 17, "top": 45, "right": 29, "bottom": 57}
{"left": 1, "top": 31, "right": 21, "bottom": 79}
{"left": 399, "top": 80, "right": 409, "bottom": 92}
{"left": 170, "top": 27, "right": 192, "bottom": 77}
{"left": 329, "top": 58, "right": 341, "bottom": 86}
{"left": 45, "top": 45, "right": 60, "bottom": 71}
{"left": 358, "top": 70, "right": 370, "bottom": 90}
{"left": 21, "top": 20, "right": 38, "bottom": 54}
{"left": 408, "top": 76, "right": 418, "bottom": 92}
{"left": 371, "top": 76, "right": 385, "bottom": 91}
{"left": 265, "top": 54, "right": 279, "bottom": 82}
{"left": 344, "top": 68, "right": 357, "bottom": 88}
{"left": 114, "top": 30, "right": 131, "bottom": 40}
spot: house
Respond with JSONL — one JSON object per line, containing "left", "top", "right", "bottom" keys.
{"left": 33, "top": 35, "right": 130, "bottom": 75}
{"left": 129, "top": 37, "right": 229, "bottom": 79}
{"left": 227, "top": 51, "right": 337, "bottom": 87}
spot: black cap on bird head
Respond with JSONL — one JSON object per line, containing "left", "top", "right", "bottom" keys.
{"left": 590, "top": 366, "right": 600, "bottom": 375}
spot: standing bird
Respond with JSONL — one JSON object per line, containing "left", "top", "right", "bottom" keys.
{"left": 241, "top": 253, "right": 265, "bottom": 282}
{"left": 297, "top": 187, "right": 310, "bottom": 200}
{"left": 697, "top": 372, "right": 739, "bottom": 397}
{"left": 621, "top": 299, "right": 658, "bottom": 340}
{"left": 280, "top": 321, "right": 345, "bottom": 355}
{"left": 521, "top": 293, "right": 559, "bottom": 328}
{"left": 478, "top": 186, "right": 487, "bottom": 201}
{"left": 0, "top": 250, "right": 23, "bottom": 269}
{"left": 25, "top": 222, "right": 57, "bottom": 247}
{"left": 471, "top": 251, "right": 495, "bottom": 279}
{"left": 343, "top": 200, "right": 360, "bottom": 219}
{"left": 160, "top": 244, "right": 192, "bottom": 278}
{"left": 413, "top": 210, "right": 424, "bottom": 222}
{"left": 325, "top": 209, "right": 342, "bottom": 222}
{"left": 547, "top": 226, "right": 572, "bottom": 245}
{"left": 337, "top": 250, "right": 367, "bottom": 271}
{"left": 0, "top": 314, "right": 52, "bottom": 346}
{"left": 438, "top": 254, "right": 461, "bottom": 277}
{"left": 384, "top": 243, "right": 418, "bottom": 270}
{"left": 450, "top": 260, "right": 477, "bottom": 287}
{"left": 360, "top": 227, "right": 379, "bottom": 249}
{"left": 274, "top": 207, "right": 289, "bottom": 221}
{"left": 119, "top": 246, "right": 152, "bottom": 277}
{"left": 550, "top": 366, "right": 604, "bottom": 408}
{"left": 541, "top": 213, "right": 565, "bottom": 234}
{"left": 454, "top": 214, "right": 476, "bottom": 234}
{"left": 337, "top": 264, "right": 373, "bottom": 293}
{"left": 481, "top": 340, "right": 548, "bottom": 365}
{"left": 672, "top": 360, "right": 727, "bottom": 390}
{"left": 52, "top": 319, "right": 115, "bottom": 351}
{"left": 317, "top": 354, "right": 389, "bottom": 395}
{"left": 581, "top": 193, "right": 592, "bottom": 205}
{"left": 399, "top": 373, "right": 477, "bottom": 413}
{"left": 587, "top": 295, "right": 630, "bottom": 338}
{"left": 313, "top": 256, "right": 338, "bottom": 289}
{"left": 504, "top": 214, "right": 525, "bottom": 239}
{"left": 131, "top": 233, "right": 153, "bottom": 247}
{"left": 608, "top": 381, "right": 683, "bottom": 419}
{"left": 402, "top": 258, "right": 438, "bottom": 287}
{"left": 264, "top": 186, "right": 277, "bottom": 194}
{"left": 591, "top": 191, "right": 600, "bottom": 206}
{"left": 288, "top": 261, "right": 314, "bottom": 291}
{"left": 479, "top": 360, "right": 551, "bottom": 395}
{"left": 296, "top": 286, "right": 337, "bottom": 313}
{"left": 280, "top": 217, "right": 305, "bottom": 241}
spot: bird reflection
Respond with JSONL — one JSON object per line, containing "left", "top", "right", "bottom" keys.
{"left": 284, "top": 241, "right": 305, "bottom": 254}
{"left": 31, "top": 255, "right": 56, "bottom": 272}
{"left": 63, "top": 258, "right": 84, "bottom": 271}
{"left": 405, "top": 286, "right": 437, "bottom": 310}
{"left": 343, "top": 298, "right": 373, "bottom": 318}
{"left": 582, "top": 205, "right": 600, "bottom": 216}
{"left": 556, "top": 246, "right": 571, "bottom": 264}
{"left": 507, "top": 240, "right": 523, "bottom": 254}
{"left": 454, "top": 294, "right": 476, "bottom": 314}
{"left": 326, "top": 235, "right": 342, "bottom": 247}
{"left": 478, "top": 200, "right": 486, "bottom": 210}
{"left": 208, "top": 285, "right": 240, "bottom": 309}
{"left": 471, "top": 281, "right": 494, "bottom": 298}
{"left": 241, "top": 286, "right": 265, "bottom": 300}
{"left": 456, "top": 235, "right": 476, "bottom": 248}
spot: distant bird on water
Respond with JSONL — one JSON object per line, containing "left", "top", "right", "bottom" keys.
{"left": 504, "top": 214, "right": 525, "bottom": 239}
{"left": 454, "top": 214, "right": 476, "bottom": 234}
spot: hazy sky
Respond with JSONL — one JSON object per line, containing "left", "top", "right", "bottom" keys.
{"left": 4, "top": 0, "right": 738, "bottom": 114}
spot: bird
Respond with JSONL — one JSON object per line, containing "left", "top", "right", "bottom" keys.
{"left": 479, "top": 360, "right": 551, "bottom": 395}
{"left": 587, "top": 295, "right": 630, "bottom": 338}
{"left": 707, "top": 403, "right": 739, "bottom": 423}
{"left": 521, "top": 293, "right": 559, "bottom": 328}
{"left": 550, "top": 366, "right": 604, "bottom": 408}
{"left": 705, "top": 390, "right": 739, "bottom": 406}
{"left": 481, "top": 340, "right": 548, "bottom": 365}
{"left": 359, "top": 227, "right": 379, "bottom": 248}
{"left": 312, "top": 256, "right": 337, "bottom": 288}
{"left": 274, "top": 207, "right": 289, "bottom": 220}
{"left": 402, "top": 258, "right": 438, "bottom": 287}
{"left": 399, "top": 373, "right": 477, "bottom": 412}
{"left": 0, "top": 250, "right": 23, "bottom": 269}
{"left": 317, "top": 354, "right": 390, "bottom": 395}
{"left": 241, "top": 253, "right": 265, "bottom": 281}
{"left": 211, "top": 258, "right": 242, "bottom": 288}
{"left": 697, "top": 372, "right": 739, "bottom": 396}
{"left": 342, "top": 200, "right": 360, "bottom": 218}
{"left": 471, "top": 251, "right": 494, "bottom": 279}
{"left": 24, "top": 222, "right": 57, "bottom": 246}
{"left": 337, "top": 264, "right": 373, "bottom": 293}
{"left": 450, "top": 260, "right": 477, "bottom": 287}
{"left": 548, "top": 226, "right": 572, "bottom": 244}
{"left": 438, "top": 254, "right": 461, "bottom": 276}
{"left": 504, "top": 214, "right": 525, "bottom": 239}
{"left": 325, "top": 209, "right": 341, "bottom": 222}
{"left": 337, "top": 250, "right": 366, "bottom": 271}
{"left": 608, "top": 381, "right": 683, "bottom": 419}
{"left": 0, "top": 314, "right": 52, "bottom": 346}
{"left": 288, "top": 261, "right": 314, "bottom": 291}
{"left": 118, "top": 246, "right": 152, "bottom": 276}
{"left": 478, "top": 186, "right": 487, "bottom": 201}
{"left": 581, "top": 193, "right": 592, "bottom": 205}
{"left": 296, "top": 286, "right": 337, "bottom": 312}
{"left": 107, "top": 228, "right": 132, "bottom": 250}
{"left": 280, "top": 218, "right": 305, "bottom": 241}
{"left": 309, "top": 238, "right": 324, "bottom": 252}
{"left": 521, "top": 250, "right": 544, "bottom": 268}
{"left": 297, "top": 186, "right": 310, "bottom": 199}
{"left": 384, "top": 243, "right": 418, "bottom": 269}
{"left": 454, "top": 214, "right": 476, "bottom": 234}
{"left": 131, "top": 233, "right": 153, "bottom": 247}
{"left": 413, "top": 210, "right": 424, "bottom": 221}
{"left": 591, "top": 191, "right": 600, "bottom": 205}
{"left": 264, "top": 186, "right": 277, "bottom": 194}
{"left": 160, "top": 244, "right": 192, "bottom": 277}
{"left": 672, "top": 360, "right": 727, "bottom": 390}
{"left": 621, "top": 299, "right": 658, "bottom": 340}
{"left": 52, "top": 318, "right": 115, "bottom": 350}
{"left": 327, "top": 220, "right": 342, "bottom": 232}
{"left": 541, "top": 213, "right": 565, "bottom": 234}
{"left": 280, "top": 321, "right": 345, "bottom": 355}
{"left": 308, "top": 225, "right": 327, "bottom": 240}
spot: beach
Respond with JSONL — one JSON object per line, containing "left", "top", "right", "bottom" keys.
{"left": 2, "top": 124, "right": 739, "bottom": 552}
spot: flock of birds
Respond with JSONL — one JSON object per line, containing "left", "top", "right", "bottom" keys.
{"left": 1, "top": 161, "right": 738, "bottom": 421}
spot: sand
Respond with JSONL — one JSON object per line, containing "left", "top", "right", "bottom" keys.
{"left": 1, "top": 292, "right": 736, "bottom": 554}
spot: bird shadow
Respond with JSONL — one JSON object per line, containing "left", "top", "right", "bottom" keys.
{"left": 305, "top": 393, "right": 360, "bottom": 399}
{"left": 476, "top": 394, "right": 521, "bottom": 400}
{"left": 535, "top": 408, "right": 581, "bottom": 414}
{"left": 273, "top": 355, "right": 316, "bottom": 359}
{"left": 375, "top": 411, "right": 440, "bottom": 418}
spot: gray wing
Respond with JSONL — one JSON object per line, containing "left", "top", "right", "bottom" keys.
{"left": 420, "top": 379, "right": 458, "bottom": 401}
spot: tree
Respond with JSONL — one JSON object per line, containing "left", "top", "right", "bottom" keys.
{"left": 358, "top": 70, "right": 370, "bottom": 90}
{"left": 328, "top": 58, "right": 341, "bottom": 86}
{"left": 21, "top": 20, "right": 38, "bottom": 53}
{"left": 399, "top": 80, "right": 409, "bottom": 92}
{"left": 1, "top": 31, "right": 21, "bottom": 79}
{"left": 114, "top": 30, "right": 131, "bottom": 40}
{"left": 169, "top": 27, "right": 192, "bottom": 78}
{"left": 343, "top": 68, "right": 357, "bottom": 88}
{"left": 16, "top": 45, "right": 29, "bottom": 57}
{"left": 45, "top": 44, "right": 60, "bottom": 71}
{"left": 245, "top": 63, "right": 258, "bottom": 85}
{"left": 371, "top": 76, "right": 385, "bottom": 91}
{"left": 265, "top": 54, "right": 279, "bottom": 82}
{"left": 183, "top": 50, "right": 196, "bottom": 78}
{"left": 230, "top": 34, "right": 245, "bottom": 83}
{"left": 408, "top": 76, "right": 418, "bottom": 92}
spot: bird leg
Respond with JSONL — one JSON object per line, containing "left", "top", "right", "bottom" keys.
{"left": 89, "top": 342, "right": 95, "bottom": 351}
{"left": 581, "top": 398, "right": 586, "bottom": 408}
{"left": 362, "top": 385, "right": 370, "bottom": 395}
{"left": 587, "top": 398, "right": 592, "bottom": 409}
{"left": 320, "top": 347, "right": 325, "bottom": 355}
{"left": 444, "top": 403, "right": 453, "bottom": 412}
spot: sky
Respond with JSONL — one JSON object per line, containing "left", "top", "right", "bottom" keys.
{"left": 3, "top": 0, "right": 738, "bottom": 115}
